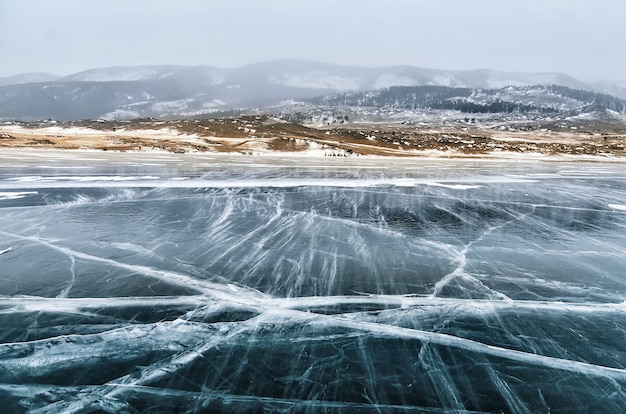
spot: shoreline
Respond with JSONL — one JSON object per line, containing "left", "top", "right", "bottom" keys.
{"left": 2, "top": 118, "right": 625, "bottom": 162}
{"left": 2, "top": 147, "right": 626, "bottom": 166}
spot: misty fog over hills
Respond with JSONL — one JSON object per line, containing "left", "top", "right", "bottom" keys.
{"left": 0, "top": 60, "right": 625, "bottom": 121}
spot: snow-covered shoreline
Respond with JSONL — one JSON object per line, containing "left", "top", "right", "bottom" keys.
{"left": 1, "top": 147, "right": 625, "bottom": 165}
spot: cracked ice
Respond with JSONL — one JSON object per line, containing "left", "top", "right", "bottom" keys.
{"left": 1, "top": 152, "right": 626, "bottom": 413}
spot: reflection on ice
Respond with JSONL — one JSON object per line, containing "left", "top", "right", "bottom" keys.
{"left": 1, "top": 153, "right": 626, "bottom": 412}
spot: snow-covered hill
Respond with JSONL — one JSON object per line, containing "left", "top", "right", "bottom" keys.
{"left": 0, "top": 72, "right": 59, "bottom": 87}
{"left": 61, "top": 65, "right": 225, "bottom": 84}
{"left": 0, "top": 60, "right": 624, "bottom": 121}
{"left": 308, "top": 85, "right": 626, "bottom": 117}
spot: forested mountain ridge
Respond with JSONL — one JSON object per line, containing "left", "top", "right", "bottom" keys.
{"left": 308, "top": 85, "right": 626, "bottom": 115}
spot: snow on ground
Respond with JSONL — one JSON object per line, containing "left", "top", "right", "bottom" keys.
{"left": 1, "top": 124, "right": 198, "bottom": 140}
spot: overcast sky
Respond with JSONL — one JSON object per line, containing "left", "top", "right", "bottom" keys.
{"left": 1, "top": 0, "right": 624, "bottom": 81}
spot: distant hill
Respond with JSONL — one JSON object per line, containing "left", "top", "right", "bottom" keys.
{"left": 308, "top": 85, "right": 626, "bottom": 115}
{"left": 0, "top": 72, "right": 59, "bottom": 87}
{"left": 0, "top": 60, "right": 624, "bottom": 121}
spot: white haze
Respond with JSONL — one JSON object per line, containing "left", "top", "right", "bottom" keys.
{"left": 0, "top": 0, "right": 625, "bottom": 81}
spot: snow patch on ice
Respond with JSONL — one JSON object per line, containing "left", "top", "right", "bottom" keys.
{"left": 8, "top": 176, "right": 159, "bottom": 183}
{"left": 0, "top": 191, "right": 38, "bottom": 200}
{"left": 427, "top": 183, "right": 483, "bottom": 190}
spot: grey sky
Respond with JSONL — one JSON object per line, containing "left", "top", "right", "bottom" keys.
{"left": 1, "top": 0, "right": 624, "bottom": 81}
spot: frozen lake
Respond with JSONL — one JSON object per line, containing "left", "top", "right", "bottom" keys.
{"left": 1, "top": 151, "right": 626, "bottom": 413}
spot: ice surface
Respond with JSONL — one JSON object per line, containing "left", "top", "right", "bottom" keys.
{"left": 1, "top": 152, "right": 626, "bottom": 413}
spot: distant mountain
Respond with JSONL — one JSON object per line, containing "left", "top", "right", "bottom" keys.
{"left": 0, "top": 72, "right": 59, "bottom": 87}
{"left": 0, "top": 60, "right": 624, "bottom": 121}
{"left": 60, "top": 65, "right": 225, "bottom": 83}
